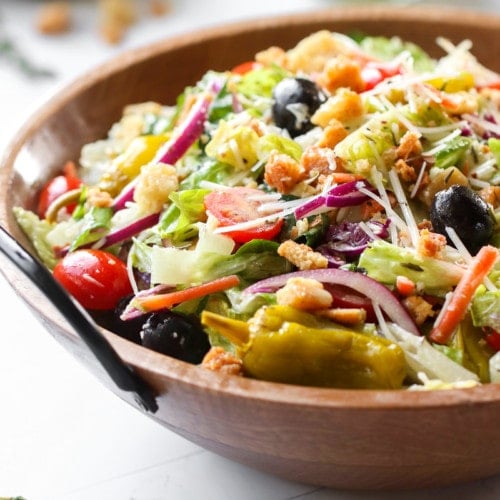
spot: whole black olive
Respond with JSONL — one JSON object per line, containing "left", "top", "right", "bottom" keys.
{"left": 272, "top": 77, "right": 325, "bottom": 137}
{"left": 91, "top": 294, "right": 147, "bottom": 344}
{"left": 140, "top": 311, "right": 210, "bottom": 364}
{"left": 430, "top": 184, "right": 494, "bottom": 255}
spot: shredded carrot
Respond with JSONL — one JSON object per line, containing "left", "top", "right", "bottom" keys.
{"left": 136, "top": 274, "right": 240, "bottom": 313}
{"left": 429, "top": 245, "right": 499, "bottom": 345}
{"left": 396, "top": 275, "right": 416, "bottom": 297}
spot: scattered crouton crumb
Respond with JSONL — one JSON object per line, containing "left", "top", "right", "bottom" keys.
{"left": 201, "top": 347, "right": 243, "bottom": 376}
{"left": 36, "top": 1, "right": 72, "bottom": 35}
{"left": 277, "top": 240, "right": 328, "bottom": 270}
{"left": 149, "top": 0, "right": 171, "bottom": 17}
{"left": 35, "top": 0, "right": 172, "bottom": 45}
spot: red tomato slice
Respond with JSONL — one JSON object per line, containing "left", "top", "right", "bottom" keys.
{"left": 231, "top": 61, "right": 263, "bottom": 75}
{"left": 53, "top": 249, "right": 133, "bottom": 310}
{"left": 484, "top": 329, "right": 500, "bottom": 352}
{"left": 38, "top": 161, "right": 82, "bottom": 218}
{"left": 361, "top": 61, "right": 401, "bottom": 91}
{"left": 323, "top": 283, "right": 376, "bottom": 322}
{"left": 204, "top": 187, "right": 283, "bottom": 244}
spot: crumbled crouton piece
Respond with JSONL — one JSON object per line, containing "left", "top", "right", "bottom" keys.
{"left": 479, "top": 186, "right": 500, "bottom": 208}
{"left": 202, "top": 347, "right": 243, "bottom": 376}
{"left": 317, "top": 307, "right": 367, "bottom": 325}
{"left": 316, "top": 120, "right": 349, "bottom": 148}
{"left": 99, "top": 0, "right": 137, "bottom": 44}
{"left": 133, "top": 162, "right": 179, "bottom": 214}
{"left": 300, "top": 146, "right": 339, "bottom": 178}
{"left": 277, "top": 240, "right": 328, "bottom": 270}
{"left": 397, "top": 131, "right": 422, "bottom": 160}
{"left": 149, "top": 0, "right": 171, "bottom": 16}
{"left": 286, "top": 30, "right": 346, "bottom": 74}
{"left": 276, "top": 277, "right": 333, "bottom": 311}
{"left": 417, "top": 228, "right": 447, "bottom": 258}
{"left": 394, "top": 159, "right": 417, "bottom": 183}
{"left": 317, "top": 54, "right": 365, "bottom": 93}
{"left": 86, "top": 187, "right": 114, "bottom": 208}
{"left": 402, "top": 295, "right": 436, "bottom": 325}
{"left": 255, "top": 46, "right": 288, "bottom": 68}
{"left": 311, "top": 88, "right": 363, "bottom": 127}
{"left": 264, "top": 151, "right": 305, "bottom": 194}
{"left": 36, "top": 2, "right": 71, "bottom": 35}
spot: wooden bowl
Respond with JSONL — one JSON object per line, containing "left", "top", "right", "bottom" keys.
{"left": 1, "top": 5, "right": 499, "bottom": 490}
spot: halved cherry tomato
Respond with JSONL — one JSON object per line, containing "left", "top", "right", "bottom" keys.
{"left": 323, "top": 283, "right": 376, "bottom": 322}
{"left": 361, "top": 61, "right": 401, "bottom": 91}
{"left": 204, "top": 187, "right": 283, "bottom": 244}
{"left": 484, "top": 328, "right": 500, "bottom": 352}
{"left": 53, "top": 249, "right": 133, "bottom": 310}
{"left": 38, "top": 161, "right": 82, "bottom": 218}
{"left": 231, "top": 61, "right": 263, "bottom": 75}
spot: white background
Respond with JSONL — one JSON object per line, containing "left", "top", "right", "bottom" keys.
{"left": 1, "top": 1, "right": 500, "bottom": 499}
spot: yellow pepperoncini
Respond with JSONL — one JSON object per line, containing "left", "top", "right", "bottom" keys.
{"left": 99, "top": 134, "right": 169, "bottom": 196}
{"left": 425, "top": 71, "right": 475, "bottom": 93}
{"left": 201, "top": 305, "right": 407, "bottom": 389}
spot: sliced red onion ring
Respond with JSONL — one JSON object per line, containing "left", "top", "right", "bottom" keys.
{"left": 93, "top": 212, "right": 160, "bottom": 249}
{"left": 112, "top": 92, "right": 213, "bottom": 211}
{"left": 243, "top": 268, "right": 420, "bottom": 336}
{"left": 294, "top": 179, "right": 375, "bottom": 218}
{"left": 294, "top": 195, "right": 326, "bottom": 219}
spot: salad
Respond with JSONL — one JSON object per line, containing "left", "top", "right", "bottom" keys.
{"left": 15, "top": 30, "right": 500, "bottom": 390}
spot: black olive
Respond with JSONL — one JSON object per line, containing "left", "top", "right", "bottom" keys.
{"left": 91, "top": 294, "right": 147, "bottom": 344}
{"left": 140, "top": 311, "right": 210, "bottom": 364}
{"left": 430, "top": 184, "right": 494, "bottom": 255}
{"left": 272, "top": 77, "right": 325, "bottom": 137}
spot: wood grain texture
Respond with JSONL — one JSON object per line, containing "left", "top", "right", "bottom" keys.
{"left": 1, "top": 6, "right": 499, "bottom": 490}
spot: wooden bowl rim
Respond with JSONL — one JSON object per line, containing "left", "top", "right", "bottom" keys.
{"left": 1, "top": 5, "right": 500, "bottom": 412}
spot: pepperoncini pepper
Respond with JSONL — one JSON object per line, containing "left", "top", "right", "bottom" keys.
{"left": 99, "top": 134, "right": 169, "bottom": 196}
{"left": 201, "top": 305, "right": 407, "bottom": 389}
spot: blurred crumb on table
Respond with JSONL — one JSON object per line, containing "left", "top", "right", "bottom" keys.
{"left": 36, "top": 1, "right": 72, "bottom": 35}
{"left": 35, "top": 0, "right": 172, "bottom": 44}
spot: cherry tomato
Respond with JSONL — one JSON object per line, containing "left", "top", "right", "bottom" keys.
{"left": 361, "top": 61, "right": 401, "bottom": 91}
{"left": 484, "top": 329, "right": 500, "bottom": 352}
{"left": 53, "top": 249, "right": 133, "bottom": 310}
{"left": 323, "top": 283, "right": 376, "bottom": 322}
{"left": 38, "top": 161, "right": 82, "bottom": 218}
{"left": 204, "top": 187, "right": 283, "bottom": 244}
{"left": 231, "top": 61, "right": 263, "bottom": 75}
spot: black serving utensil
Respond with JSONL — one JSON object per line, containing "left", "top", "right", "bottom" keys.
{"left": 0, "top": 226, "right": 158, "bottom": 413}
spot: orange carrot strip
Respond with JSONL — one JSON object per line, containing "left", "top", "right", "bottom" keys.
{"left": 429, "top": 245, "right": 499, "bottom": 344}
{"left": 396, "top": 275, "right": 416, "bottom": 297}
{"left": 137, "top": 275, "right": 240, "bottom": 313}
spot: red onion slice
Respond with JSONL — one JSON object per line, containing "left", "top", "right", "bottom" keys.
{"left": 112, "top": 92, "right": 213, "bottom": 211}
{"left": 243, "top": 268, "right": 420, "bottom": 336}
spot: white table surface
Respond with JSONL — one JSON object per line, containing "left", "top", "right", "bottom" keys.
{"left": 1, "top": 1, "right": 499, "bottom": 499}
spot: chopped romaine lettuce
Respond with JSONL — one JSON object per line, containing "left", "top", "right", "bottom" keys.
{"left": 334, "top": 111, "right": 402, "bottom": 181}
{"left": 358, "top": 240, "right": 464, "bottom": 295}
{"left": 471, "top": 278, "right": 500, "bottom": 331}
{"left": 158, "top": 188, "right": 210, "bottom": 243}
{"left": 205, "top": 121, "right": 260, "bottom": 170}
{"left": 13, "top": 207, "right": 57, "bottom": 270}
{"left": 358, "top": 35, "right": 435, "bottom": 73}
{"left": 385, "top": 323, "right": 479, "bottom": 384}
{"left": 236, "top": 64, "right": 288, "bottom": 100}
{"left": 256, "top": 133, "right": 302, "bottom": 162}
{"left": 150, "top": 221, "right": 235, "bottom": 286}
{"left": 433, "top": 136, "right": 472, "bottom": 169}
{"left": 69, "top": 206, "right": 113, "bottom": 251}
